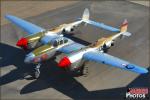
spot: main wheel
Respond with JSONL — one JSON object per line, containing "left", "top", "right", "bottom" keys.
{"left": 79, "top": 65, "right": 88, "bottom": 77}
{"left": 34, "top": 70, "right": 40, "bottom": 79}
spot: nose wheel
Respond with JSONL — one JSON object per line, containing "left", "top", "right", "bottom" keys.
{"left": 34, "top": 63, "right": 41, "bottom": 79}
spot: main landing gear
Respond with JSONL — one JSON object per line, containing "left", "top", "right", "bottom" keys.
{"left": 79, "top": 61, "right": 89, "bottom": 77}
{"left": 81, "top": 65, "right": 89, "bottom": 77}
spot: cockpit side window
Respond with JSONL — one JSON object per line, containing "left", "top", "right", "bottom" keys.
{"left": 60, "top": 39, "right": 63, "bottom": 45}
{"left": 52, "top": 38, "right": 68, "bottom": 47}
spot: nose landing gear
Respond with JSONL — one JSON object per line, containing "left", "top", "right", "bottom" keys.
{"left": 34, "top": 63, "right": 41, "bottom": 79}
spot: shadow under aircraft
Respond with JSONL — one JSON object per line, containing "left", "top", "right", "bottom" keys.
{"left": 20, "top": 66, "right": 150, "bottom": 100}
{"left": 0, "top": 42, "right": 34, "bottom": 85}
{"left": 0, "top": 41, "right": 149, "bottom": 100}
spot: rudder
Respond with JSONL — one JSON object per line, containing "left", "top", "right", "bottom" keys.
{"left": 82, "top": 8, "right": 90, "bottom": 21}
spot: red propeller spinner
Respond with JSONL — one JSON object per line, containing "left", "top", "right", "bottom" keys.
{"left": 58, "top": 56, "right": 71, "bottom": 68}
{"left": 16, "top": 37, "right": 28, "bottom": 49}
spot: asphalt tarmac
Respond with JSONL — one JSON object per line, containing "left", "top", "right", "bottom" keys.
{"left": 0, "top": 1, "right": 149, "bottom": 100}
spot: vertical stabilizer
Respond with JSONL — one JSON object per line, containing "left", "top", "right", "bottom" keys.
{"left": 120, "top": 19, "right": 128, "bottom": 32}
{"left": 82, "top": 8, "right": 90, "bottom": 21}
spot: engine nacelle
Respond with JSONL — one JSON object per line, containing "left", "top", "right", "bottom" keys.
{"left": 100, "top": 41, "right": 114, "bottom": 53}
{"left": 104, "top": 40, "right": 114, "bottom": 48}
{"left": 24, "top": 44, "right": 55, "bottom": 64}
{"left": 58, "top": 56, "right": 84, "bottom": 71}
{"left": 57, "top": 48, "right": 89, "bottom": 71}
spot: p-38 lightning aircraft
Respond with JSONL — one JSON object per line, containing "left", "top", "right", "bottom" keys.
{"left": 57, "top": 19, "right": 148, "bottom": 75}
{"left": 6, "top": 8, "right": 120, "bottom": 78}
{"left": 6, "top": 9, "right": 148, "bottom": 78}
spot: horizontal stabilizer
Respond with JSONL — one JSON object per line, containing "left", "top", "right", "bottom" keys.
{"left": 83, "top": 20, "right": 120, "bottom": 32}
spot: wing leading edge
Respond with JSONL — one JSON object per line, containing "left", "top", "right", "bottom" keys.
{"left": 83, "top": 51, "right": 148, "bottom": 74}
{"left": 5, "top": 14, "right": 45, "bottom": 34}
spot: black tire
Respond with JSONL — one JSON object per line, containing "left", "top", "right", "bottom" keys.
{"left": 34, "top": 70, "right": 40, "bottom": 79}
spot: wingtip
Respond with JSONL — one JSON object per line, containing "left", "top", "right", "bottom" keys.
{"left": 5, "top": 14, "right": 13, "bottom": 19}
{"left": 140, "top": 68, "right": 149, "bottom": 74}
{"left": 121, "top": 19, "right": 128, "bottom": 26}
{"left": 5, "top": 14, "right": 9, "bottom": 18}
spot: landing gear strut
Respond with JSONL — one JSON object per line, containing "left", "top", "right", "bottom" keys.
{"left": 34, "top": 63, "right": 41, "bottom": 79}
{"left": 82, "top": 65, "right": 89, "bottom": 77}
{"left": 80, "top": 61, "right": 89, "bottom": 77}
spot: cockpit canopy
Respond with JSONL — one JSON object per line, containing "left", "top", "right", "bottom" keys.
{"left": 51, "top": 37, "right": 68, "bottom": 47}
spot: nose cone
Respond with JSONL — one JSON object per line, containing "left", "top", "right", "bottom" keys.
{"left": 24, "top": 53, "right": 35, "bottom": 63}
{"left": 16, "top": 38, "right": 28, "bottom": 49}
{"left": 58, "top": 57, "right": 71, "bottom": 68}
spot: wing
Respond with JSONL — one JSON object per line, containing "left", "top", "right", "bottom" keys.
{"left": 83, "top": 51, "right": 148, "bottom": 74}
{"left": 58, "top": 42, "right": 85, "bottom": 54}
{"left": 5, "top": 14, "right": 45, "bottom": 34}
{"left": 83, "top": 20, "right": 120, "bottom": 32}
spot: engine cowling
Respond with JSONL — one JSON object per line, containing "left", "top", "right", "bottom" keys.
{"left": 58, "top": 56, "right": 84, "bottom": 72}
{"left": 57, "top": 48, "right": 87, "bottom": 71}
{"left": 58, "top": 57, "right": 71, "bottom": 68}
{"left": 16, "top": 32, "right": 44, "bottom": 49}
{"left": 16, "top": 37, "right": 28, "bottom": 49}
